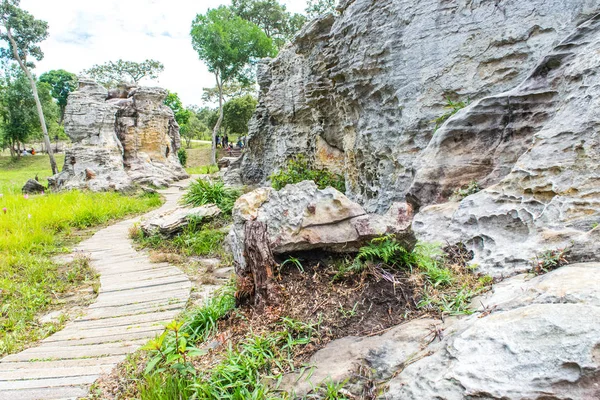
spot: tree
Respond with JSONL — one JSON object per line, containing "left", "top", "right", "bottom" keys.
{"left": 223, "top": 94, "right": 257, "bottom": 135}
{"left": 191, "top": 6, "right": 275, "bottom": 164}
{"left": 0, "top": 0, "right": 58, "bottom": 173}
{"left": 231, "top": 0, "right": 306, "bottom": 50}
{"left": 0, "top": 66, "right": 59, "bottom": 157}
{"left": 83, "top": 59, "right": 164, "bottom": 87}
{"left": 202, "top": 81, "right": 254, "bottom": 104}
{"left": 39, "top": 69, "right": 77, "bottom": 124}
{"left": 305, "top": 0, "right": 337, "bottom": 19}
{"left": 164, "top": 91, "right": 196, "bottom": 148}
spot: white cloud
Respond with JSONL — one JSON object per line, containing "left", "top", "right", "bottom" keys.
{"left": 19, "top": 0, "right": 308, "bottom": 106}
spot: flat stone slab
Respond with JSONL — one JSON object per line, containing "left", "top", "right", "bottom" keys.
{"left": 0, "top": 179, "right": 196, "bottom": 400}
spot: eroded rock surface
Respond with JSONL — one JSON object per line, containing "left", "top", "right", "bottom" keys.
{"left": 281, "top": 264, "right": 600, "bottom": 399}
{"left": 49, "top": 79, "right": 187, "bottom": 191}
{"left": 238, "top": 0, "right": 596, "bottom": 213}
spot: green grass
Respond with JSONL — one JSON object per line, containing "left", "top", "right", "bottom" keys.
{"left": 182, "top": 179, "right": 241, "bottom": 216}
{"left": 0, "top": 177, "right": 162, "bottom": 355}
{"left": 0, "top": 155, "right": 65, "bottom": 194}
{"left": 186, "top": 164, "right": 219, "bottom": 175}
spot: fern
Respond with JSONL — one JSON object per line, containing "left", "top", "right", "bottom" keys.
{"left": 357, "top": 235, "right": 408, "bottom": 266}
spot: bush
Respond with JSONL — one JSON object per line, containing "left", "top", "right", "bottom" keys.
{"left": 270, "top": 155, "right": 345, "bottom": 192}
{"left": 182, "top": 179, "right": 241, "bottom": 215}
{"left": 433, "top": 96, "right": 469, "bottom": 132}
{"left": 177, "top": 148, "right": 188, "bottom": 167}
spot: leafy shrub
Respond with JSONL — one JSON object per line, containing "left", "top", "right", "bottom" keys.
{"left": 177, "top": 148, "right": 188, "bottom": 167}
{"left": 433, "top": 96, "right": 470, "bottom": 132}
{"left": 182, "top": 179, "right": 241, "bottom": 215}
{"left": 270, "top": 155, "right": 345, "bottom": 192}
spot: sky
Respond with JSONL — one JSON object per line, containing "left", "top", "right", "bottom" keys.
{"left": 19, "top": 0, "right": 308, "bottom": 107}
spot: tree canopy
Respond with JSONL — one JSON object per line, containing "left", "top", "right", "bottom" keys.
{"left": 231, "top": 0, "right": 306, "bottom": 50}
{"left": 190, "top": 5, "right": 275, "bottom": 164}
{"left": 83, "top": 59, "right": 164, "bottom": 87}
{"left": 305, "top": 0, "right": 337, "bottom": 19}
{"left": 0, "top": 66, "right": 59, "bottom": 156}
{"left": 39, "top": 69, "right": 77, "bottom": 123}
{"left": 223, "top": 94, "right": 257, "bottom": 135}
{"left": 0, "top": 0, "right": 58, "bottom": 173}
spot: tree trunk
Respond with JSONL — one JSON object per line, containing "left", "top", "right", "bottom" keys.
{"left": 211, "top": 72, "right": 224, "bottom": 166}
{"left": 6, "top": 28, "right": 58, "bottom": 175}
{"left": 237, "top": 220, "right": 277, "bottom": 309}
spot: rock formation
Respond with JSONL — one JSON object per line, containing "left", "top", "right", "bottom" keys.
{"left": 228, "top": 0, "right": 600, "bottom": 397}
{"left": 282, "top": 263, "right": 600, "bottom": 399}
{"left": 49, "top": 78, "right": 187, "bottom": 191}
{"left": 230, "top": 0, "right": 600, "bottom": 276}
{"left": 228, "top": 181, "right": 414, "bottom": 271}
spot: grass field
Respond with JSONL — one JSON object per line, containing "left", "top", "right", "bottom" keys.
{"left": 0, "top": 154, "right": 65, "bottom": 195}
{"left": 0, "top": 155, "right": 162, "bottom": 355}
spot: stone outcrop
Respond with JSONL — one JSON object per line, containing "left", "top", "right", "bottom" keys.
{"left": 49, "top": 78, "right": 187, "bottom": 191}
{"left": 141, "top": 205, "right": 221, "bottom": 237}
{"left": 282, "top": 263, "right": 600, "bottom": 399}
{"left": 228, "top": 181, "right": 414, "bottom": 271}
{"left": 237, "top": 0, "right": 596, "bottom": 213}
{"left": 232, "top": 0, "right": 600, "bottom": 278}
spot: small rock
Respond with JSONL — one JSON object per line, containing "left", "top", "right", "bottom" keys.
{"left": 141, "top": 205, "right": 221, "bottom": 237}
{"left": 22, "top": 179, "right": 46, "bottom": 194}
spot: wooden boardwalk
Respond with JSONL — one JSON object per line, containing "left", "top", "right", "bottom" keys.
{"left": 0, "top": 180, "right": 195, "bottom": 400}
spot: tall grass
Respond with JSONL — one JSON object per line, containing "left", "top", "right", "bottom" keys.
{"left": 0, "top": 154, "right": 65, "bottom": 195}
{"left": 182, "top": 179, "right": 241, "bottom": 215}
{"left": 0, "top": 190, "right": 161, "bottom": 355}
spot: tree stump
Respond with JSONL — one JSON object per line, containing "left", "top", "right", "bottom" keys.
{"left": 22, "top": 179, "right": 46, "bottom": 194}
{"left": 237, "top": 220, "right": 277, "bottom": 309}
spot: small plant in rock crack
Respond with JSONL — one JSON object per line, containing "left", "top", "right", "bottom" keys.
{"left": 142, "top": 320, "right": 206, "bottom": 376}
{"left": 532, "top": 248, "right": 569, "bottom": 275}
{"left": 433, "top": 95, "right": 470, "bottom": 132}
{"left": 452, "top": 181, "right": 481, "bottom": 200}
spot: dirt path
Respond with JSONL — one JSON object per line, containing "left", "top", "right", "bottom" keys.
{"left": 0, "top": 179, "right": 195, "bottom": 400}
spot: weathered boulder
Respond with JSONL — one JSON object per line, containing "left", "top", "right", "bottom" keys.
{"left": 228, "top": 181, "right": 414, "bottom": 271}
{"left": 49, "top": 79, "right": 188, "bottom": 191}
{"left": 281, "top": 264, "right": 600, "bottom": 399}
{"left": 237, "top": 0, "right": 596, "bottom": 213}
{"left": 141, "top": 205, "right": 221, "bottom": 237}
{"left": 21, "top": 179, "right": 45, "bottom": 194}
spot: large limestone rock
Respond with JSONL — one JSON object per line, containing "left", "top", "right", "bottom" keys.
{"left": 411, "top": 14, "right": 600, "bottom": 277}
{"left": 281, "top": 264, "right": 600, "bottom": 399}
{"left": 49, "top": 79, "right": 187, "bottom": 191}
{"left": 228, "top": 181, "right": 414, "bottom": 271}
{"left": 237, "top": 0, "right": 596, "bottom": 213}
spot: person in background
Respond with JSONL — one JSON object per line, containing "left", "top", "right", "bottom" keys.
{"left": 224, "top": 134, "right": 229, "bottom": 148}
{"left": 216, "top": 135, "right": 221, "bottom": 148}
{"left": 237, "top": 138, "right": 243, "bottom": 149}
{"left": 31, "top": 148, "right": 36, "bottom": 155}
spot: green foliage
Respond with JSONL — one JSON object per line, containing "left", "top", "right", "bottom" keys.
{"left": 453, "top": 181, "right": 480, "bottom": 200}
{"left": 532, "top": 248, "right": 569, "bottom": 275}
{"left": 305, "top": 0, "right": 337, "bottom": 19}
{"left": 38, "top": 69, "right": 77, "bottom": 122}
{"left": 433, "top": 96, "right": 469, "bottom": 132}
{"left": 172, "top": 227, "right": 227, "bottom": 257}
{"left": 231, "top": 0, "right": 307, "bottom": 50}
{"left": 0, "top": 188, "right": 161, "bottom": 355}
{"left": 281, "top": 256, "right": 304, "bottom": 273}
{"left": 182, "top": 179, "right": 241, "bottom": 215}
{"left": 202, "top": 82, "right": 254, "bottom": 104}
{"left": 140, "top": 374, "right": 195, "bottom": 400}
{"left": 190, "top": 318, "right": 315, "bottom": 399}
{"left": 190, "top": 6, "right": 276, "bottom": 86}
{"left": 183, "top": 283, "right": 236, "bottom": 342}
{"left": 83, "top": 59, "right": 164, "bottom": 86}
{"left": 357, "top": 234, "right": 410, "bottom": 266}
{"left": 177, "top": 148, "right": 187, "bottom": 167}
{"left": 0, "top": 1, "right": 49, "bottom": 65}
{"left": 270, "top": 156, "right": 346, "bottom": 192}
{"left": 223, "top": 94, "right": 257, "bottom": 135}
